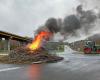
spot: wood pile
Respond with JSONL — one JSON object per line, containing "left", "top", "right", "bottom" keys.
{"left": 8, "top": 47, "right": 63, "bottom": 63}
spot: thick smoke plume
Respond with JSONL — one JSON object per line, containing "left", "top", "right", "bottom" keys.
{"left": 63, "top": 15, "right": 80, "bottom": 34}
{"left": 45, "top": 18, "right": 60, "bottom": 33}
{"left": 63, "top": 5, "right": 98, "bottom": 35}
{"left": 35, "top": 4, "right": 100, "bottom": 41}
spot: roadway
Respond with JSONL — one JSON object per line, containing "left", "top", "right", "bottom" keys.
{"left": 0, "top": 49, "right": 100, "bottom": 80}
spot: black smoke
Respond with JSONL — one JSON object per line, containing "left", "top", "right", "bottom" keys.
{"left": 45, "top": 18, "right": 60, "bottom": 33}
{"left": 36, "top": 5, "right": 99, "bottom": 40}
{"left": 77, "top": 5, "right": 97, "bottom": 34}
{"left": 62, "top": 5, "right": 98, "bottom": 35}
{"left": 63, "top": 15, "right": 81, "bottom": 33}
{"left": 77, "top": 5, "right": 97, "bottom": 24}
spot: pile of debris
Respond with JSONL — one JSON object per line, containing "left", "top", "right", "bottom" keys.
{"left": 8, "top": 47, "right": 63, "bottom": 64}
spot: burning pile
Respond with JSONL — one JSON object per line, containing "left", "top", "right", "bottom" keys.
{"left": 9, "top": 4, "right": 98, "bottom": 63}
{"left": 9, "top": 47, "right": 63, "bottom": 63}
{"left": 9, "top": 31, "right": 63, "bottom": 64}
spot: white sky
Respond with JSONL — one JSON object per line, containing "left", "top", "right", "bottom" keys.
{"left": 0, "top": 0, "right": 80, "bottom": 37}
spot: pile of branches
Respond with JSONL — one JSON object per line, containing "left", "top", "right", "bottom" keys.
{"left": 8, "top": 47, "right": 63, "bottom": 64}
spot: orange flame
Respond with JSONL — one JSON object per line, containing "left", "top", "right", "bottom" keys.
{"left": 27, "top": 31, "right": 52, "bottom": 51}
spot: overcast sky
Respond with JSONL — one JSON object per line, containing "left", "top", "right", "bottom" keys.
{"left": 0, "top": 0, "right": 80, "bottom": 37}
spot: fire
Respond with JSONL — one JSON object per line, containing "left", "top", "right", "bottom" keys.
{"left": 27, "top": 31, "right": 52, "bottom": 51}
